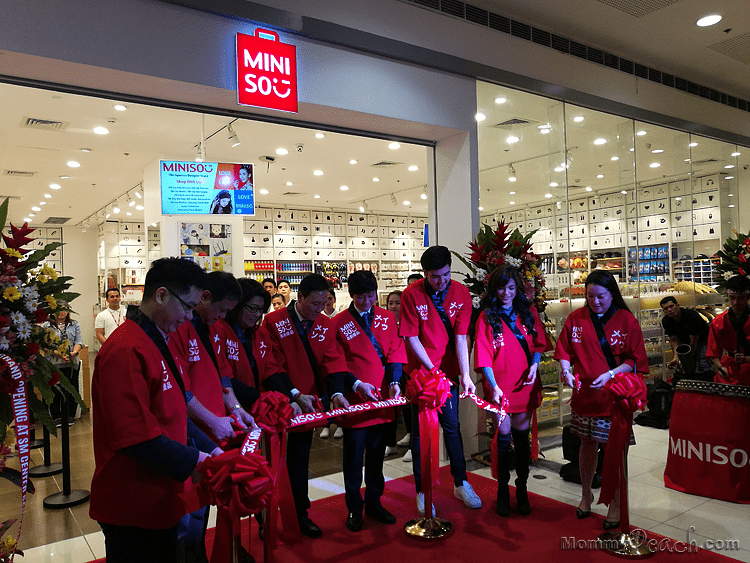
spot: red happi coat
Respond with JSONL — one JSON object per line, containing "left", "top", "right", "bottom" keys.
{"left": 169, "top": 318, "right": 230, "bottom": 418}
{"left": 554, "top": 306, "right": 648, "bottom": 417}
{"left": 473, "top": 307, "right": 548, "bottom": 413}
{"left": 264, "top": 305, "right": 348, "bottom": 402}
{"left": 399, "top": 279, "right": 472, "bottom": 380}
{"left": 213, "top": 319, "right": 281, "bottom": 389}
{"left": 706, "top": 310, "right": 750, "bottom": 386}
{"left": 334, "top": 306, "right": 407, "bottom": 428}
{"left": 91, "top": 320, "right": 190, "bottom": 528}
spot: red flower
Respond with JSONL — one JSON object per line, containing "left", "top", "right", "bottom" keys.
{"left": 739, "top": 254, "right": 747, "bottom": 264}
{"left": 744, "top": 238, "right": 750, "bottom": 247}
{"left": 468, "top": 241, "right": 485, "bottom": 263}
{"left": 26, "top": 343, "right": 40, "bottom": 356}
{"left": 513, "top": 240, "right": 521, "bottom": 247}
{"left": 34, "top": 308, "right": 49, "bottom": 323}
{"left": 48, "top": 371, "right": 60, "bottom": 386}
{"left": 740, "top": 268, "right": 747, "bottom": 276}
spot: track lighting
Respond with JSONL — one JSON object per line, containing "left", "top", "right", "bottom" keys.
{"left": 227, "top": 124, "right": 241, "bottom": 147}
{"left": 391, "top": 194, "right": 397, "bottom": 206}
{"left": 196, "top": 142, "right": 205, "bottom": 162}
{"left": 508, "top": 165, "right": 517, "bottom": 182}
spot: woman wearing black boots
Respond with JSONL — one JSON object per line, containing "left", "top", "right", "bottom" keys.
{"left": 474, "top": 265, "right": 547, "bottom": 516}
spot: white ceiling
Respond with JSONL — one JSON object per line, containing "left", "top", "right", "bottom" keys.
{"left": 0, "top": 82, "right": 430, "bottom": 228}
{"left": 475, "top": 0, "right": 750, "bottom": 101}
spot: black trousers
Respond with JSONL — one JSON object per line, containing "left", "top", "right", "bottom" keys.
{"left": 342, "top": 423, "right": 388, "bottom": 514}
{"left": 100, "top": 522, "right": 178, "bottom": 563}
{"left": 286, "top": 429, "right": 313, "bottom": 520}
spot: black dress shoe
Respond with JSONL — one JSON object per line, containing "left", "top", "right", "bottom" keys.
{"left": 346, "top": 512, "right": 363, "bottom": 532}
{"left": 576, "top": 507, "right": 591, "bottom": 520}
{"left": 364, "top": 504, "right": 396, "bottom": 524}
{"left": 603, "top": 519, "right": 620, "bottom": 531}
{"left": 299, "top": 517, "right": 322, "bottom": 538}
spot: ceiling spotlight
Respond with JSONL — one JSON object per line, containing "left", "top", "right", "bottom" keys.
{"left": 652, "top": 149, "right": 664, "bottom": 153}
{"left": 506, "top": 135, "right": 519, "bottom": 144}
{"left": 129, "top": 197, "right": 136, "bottom": 207}
{"left": 59, "top": 176, "right": 69, "bottom": 180}
{"left": 388, "top": 142, "right": 401, "bottom": 150}
{"left": 391, "top": 194, "right": 397, "bottom": 205}
{"left": 611, "top": 156, "right": 619, "bottom": 161}
{"left": 585, "top": 187, "right": 593, "bottom": 192}
{"left": 134, "top": 190, "right": 142, "bottom": 199}
{"left": 136, "top": 205, "right": 144, "bottom": 211}
{"left": 650, "top": 162, "right": 661, "bottom": 168}
{"left": 67, "top": 161, "right": 81, "bottom": 168}
{"left": 349, "top": 159, "right": 358, "bottom": 164}
{"left": 28, "top": 214, "right": 35, "bottom": 218}
{"left": 731, "top": 151, "right": 741, "bottom": 157}
{"left": 573, "top": 116, "right": 584, "bottom": 123}
{"left": 545, "top": 193, "right": 552, "bottom": 198}
{"left": 373, "top": 177, "right": 380, "bottom": 182}
{"left": 509, "top": 191, "right": 516, "bottom": 195}
{"left": 554, "top": 166, "right": 565, "bottom": 173}
{"left": 227, "top": 124, "right": 241, "bottom": 147}
{"left": 636, "top": 130, "right": 647, "bottom": 136}
{"left": 725, "top": 164, "right": 735, "bottom": 169}
{"left": 594, "top": 138, "right": 607, "bottom": 145}
{"left": 80, "top": 148, "right": 92, "bottom": 153}
{"left": 32, "top": 206, "right": 41, "bottom": 212}
{"left": 315, "top": 133, "right": 325, "bottom": 139}
{"left": 475, "top": 112, "right": 486, "bottom": 122}
{"left": 540, "top": 127, "right": 550, "bottom": 135}
{"left": 408, "top": 165, "right": 419, "bottom": 171}
{"left": 93, "top": 126, "right": 109, "bottom": 135}
{"left": 39, "top": 201, "right": 46, "bottom": 206}
{"left": 196, "top": 143, "right": 205, "bottom": 162}
{"left": 44, "top": 194, "right": 51, "bottom": 199}
{"left": 696, "top": 14, "right": 722, "bottom": 27}
{"left": 259, "top": 189, "right": 269, "bottom": 195}
{"left": 340, "top": 185, "right": 349, "bottom": 191}
{"left": 508, "top": 164, "right": 517, "bottom": 182}
{"left": 313, "top": 170, "right": 324, "bottom": 176}
{"left": 114, "top": 104, "right": 127, "bottom": 111}
{"left": 688, "top": 142, "right": 698, "bottom": 147}
{"left": 276, "top": 148, "right": 288, "bottom": 155}
{"left": 113, "top": 204, "right": 121, "bottom": 214}
{"left": 621, "top": 190, "right": 627, "bottom": 194}
{"left": 106, "top": 213, "right": 111, "bottom": 219}
{"left": 725, "top": 176, "right": 734, "bottom": 180}
{"left": 597, "top": 174, "right": 604, "bottom": 178}
{"left": 421, "top": 192, "right": 427, "bottom": 200}
{"left": 314, "top": 194, "right": 320, "bottom": 199}
{"left": 23, "top": 218, "right": 31, "bottom": 223}
{"left": 478, "top": 206, "right": 484, "bottom": 211}
{"left": 359, "top": 204, "right": 365, "bottom": 213}
{"left": 494, "top": 97, "right": 506, "bottom": 104}
{"left": 403, "top": 200, "right": 410, "bottom": 205}
{"left": 549, "top": 182, "right": 558, "bottom": 188}
{"left": 151, "top": 223, "right": 157, "bottom": 227}
{"left": 509, "top": 201, "right": 515, "bottom": 205}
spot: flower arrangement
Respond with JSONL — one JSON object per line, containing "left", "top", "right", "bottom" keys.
{"left": 452, "top": 221, "right": 547, "bottom": 311}
{"left": 716, "top": 230, "right": 750, "bottom": 286}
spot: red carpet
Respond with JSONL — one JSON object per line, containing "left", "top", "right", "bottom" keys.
{"left": 199, "top": 467, "right": 734, "bottom": 563}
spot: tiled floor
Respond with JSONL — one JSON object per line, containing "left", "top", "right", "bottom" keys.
{"left": 2, "top": 419, "right": 749, "bottom": 562}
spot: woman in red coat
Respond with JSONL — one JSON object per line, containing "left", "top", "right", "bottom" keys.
{"left": 474, "top": 264, "right": 547, "bottom": 517}
{"left": 554, "top": 269, "right": 648, "bottom": 530}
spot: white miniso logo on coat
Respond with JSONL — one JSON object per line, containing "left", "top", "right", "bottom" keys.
{"left": 226, "top": 338, "right": 240, "bottom": 361}
{"left": 416, "top": 304, "right": 429, "bottom": 320}
{"left": 188, "top": 339, "right": 201, "bottom": 361}
{"left": 275, "top": 318, "right": 294, "bottom": 338}
{"left": 340, "top": 321, "right": 361, "bottom": 341}
{"left": 572, "top": 326, "right": 582, "bottom": 343}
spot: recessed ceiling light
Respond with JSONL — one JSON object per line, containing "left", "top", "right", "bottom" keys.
{"left": 731, "top": 151, "right": 741, "bottom": 157}
{"left": 59, "top": 176, "right": 69, "bottom": 180}
{"left": 724, "top": 164, "right": 735, "bottom": 169}
{"left": 93, "top": 126, "right": 109, "bottom": 135}
{"left": 23, "top": 218, "right": 30, "bottom": 223}
{"left": 636, "top": 130, "right": 647, "bottom": 136}
{"left": 594, "top": 138, "right": 607, "bottom": 145}
{"left": 313, "top": 170, "right": 324, "bottom": 176}
{"left": 388, "top": 142, "right": 401, "bottom": 150}
{"left": 67, "top": 161, "right": 80, "bottom": 168}
{"left": 286, "top": 182, "right": 293, "bottom": 186}
{"left": 28, "top": 213, "right": 35, "bottom": 218}
{"left": 573, "top": 116, "right": 584, "bottom": 123}
{"left": 597, "top": 174, "right": 604, "bottom": 178}
{"left": 373, "top": 177, "right": 380, "bottom": 182}
{"left": 403, "top": 200, "right": 410, "bottom": 205}
{"left": 136, "top": 205, "right": 144, "bottom": 210}
{"left": 32, "top": 206, "right": 41, "bottom": 212}
{"left": 509, "top": 201, "right": 515, "bottom": 205}
{"left": 688, "top": 142, "right": 698, "bottom": 147}
{"left": 315, "top": 133, "right": 325, "bottom": 138}
{"left": 675, "top": 197, "right": 681, "bottom": 201}
{"left": 508, "top": 176, "right": 517, "bottom": 182}
{"left": 621, "top": 190, "right": 627, "bottom": 194}
{"left": 106, "top": 213, "right": 111, "bottom": 219}
{"left": 728, "top": 204, "right": 735, "bottom": 208}
{"left": 114, "top": 104, "right": 127, "bottom": 111}
{"left": 494, "top": 97, "right": 506, "bottom": 104}
{"left": 408, "top": 165, "right": 419, "bottom": 171}
{"left": 340, "top": 186, "right": 349, "bottom": 191}
{"left": 509, "top": 191, "right": 516, "bottom": 195}
{"left": 540, "top": 128, "right": 550, "bottom": 135}
{"left": 276, "top": 148, "right": 288, "bottom": 155}
{"left": 39, "top": 201, "right": 46, "bottom": 206}
{"left": 725, "top": 176, "right": 734, "bottom": 180}
{"left": 113, "top": 205, "right": 120, "bottom": 214}
{"left": 314, "top": 194, "right": 320, "bottom": 198}
{"left": 506, "top": 135, "right": 519, "bottom": 144}
{"left": 629, "top": 147, "right": 635, "bottom": 152}
{"left": 549, "top": 182, "right": 558, "bottom": 188}
{"left": 475, "top": 112, "right": 486, "bottom": 122}
{"left": 585, "top": 187, "right": 593, "bottom": 192}
{"left": 545, "top": 193, "right": 552, "bottom": 198}
{"left": 259, "top": 189, "right": 269, "bottom": 195}
{"left": 651, "top": 149, "right": 663, "bottom": 153}
{"left": 80, "top": 148, "right": 92, "bottom": 153}
{"left": 421, "top": 193, "right": 427, "bottom": 200}
{"left": 684, "top": 158, "right": 691, "bottom": 162}
{"left": 650, "top": 162, "right": 661, "bottom": 168}
{"left": 478, "top": 206, "right": 484, "bottom": 211}
{"left": 44, "top": 194, "right": 51, "bottom": 198}
{"left": 349, "top": 159, "right": 357, "bottom": 164}
{"left": 696, "top": 14, "right": 722, "bottom": 27}
{"left": 728, "top": 193, "right": 734, "bottom": 196}
{"left": 554, "top": 166, "right": 564, "bottom": 172}
{"left": 126, "top": 212, "right": 132, "bottom": 216}
{"left": 611, "top": 156, "right": 619, "bottom": 161}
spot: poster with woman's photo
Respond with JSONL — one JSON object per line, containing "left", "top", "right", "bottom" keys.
{"left": 161, "top": 160, "right": 255, "bottom": 215}
{"left": 180, "top": 223, "right": 232, "bottom": 271}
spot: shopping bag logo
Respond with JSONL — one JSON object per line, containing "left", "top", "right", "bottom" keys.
{"left": 237, "top": 29, "right": 298, "bottom": 113}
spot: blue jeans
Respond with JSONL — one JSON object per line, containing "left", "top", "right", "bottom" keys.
{"left": 411, "top": 385, "right": 467, "bottom": 491}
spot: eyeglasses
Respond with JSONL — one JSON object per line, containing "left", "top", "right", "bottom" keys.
{"left": 166, "top": 287, "right": 197, "bottom": 312}
{"left": 243, "top": 304, "right": 265, "bottom": 314}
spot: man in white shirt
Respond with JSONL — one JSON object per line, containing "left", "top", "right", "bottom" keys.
{"left": 95, "top": 288, "right": 127, "bottom": 345}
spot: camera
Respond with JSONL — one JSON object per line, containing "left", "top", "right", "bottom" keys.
{"left": 296, "top": 143, "right": 304, "bottom": 153}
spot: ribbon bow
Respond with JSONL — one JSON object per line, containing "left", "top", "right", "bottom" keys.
{"left": 251, "top": 390, "right": 295, "bottom": 433}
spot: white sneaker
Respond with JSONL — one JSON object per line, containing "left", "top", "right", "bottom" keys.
{"left": 397, "top": 433, "right": 411, "bottom": 447}
{"left": 319, "top": 427, "right": 330, "bottom": 439}
{"left": 403, "top": 449, "right": 412, "bottom": 462}
{"left": 416, "top": 493, "right": 436, "bottom": 517}
{"left": 384, "top": 446, "right": 398, "bottom": 456}
{"left": 334, "top": 427, "right": 344, "bottom": 439}
{"left": 454, "top": 480, "right": 482, "bottom": 509}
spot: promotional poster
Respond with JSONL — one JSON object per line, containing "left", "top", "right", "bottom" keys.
{"left": 161, "top": 161, "right": 255, "bottom": 215}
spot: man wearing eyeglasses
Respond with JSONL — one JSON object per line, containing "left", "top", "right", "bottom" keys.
{"left": 707, "top": 275, "right": 750, "bottom": 386}
{"left": 91, "top": 258, "right": 220, "bottom": 563}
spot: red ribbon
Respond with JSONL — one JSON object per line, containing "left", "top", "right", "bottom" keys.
{"left": 406, "top": 367, "right": 451, "bottom": 512}
{"left": 1, "top": 354, "right": 28, "bottom": 563}
{"left": 598, "top": 372, "right": 647, "bottom": 507}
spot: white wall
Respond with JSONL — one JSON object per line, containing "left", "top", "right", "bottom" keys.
{"left": 61, "top": 226, "right": 99, "bottom": 350}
